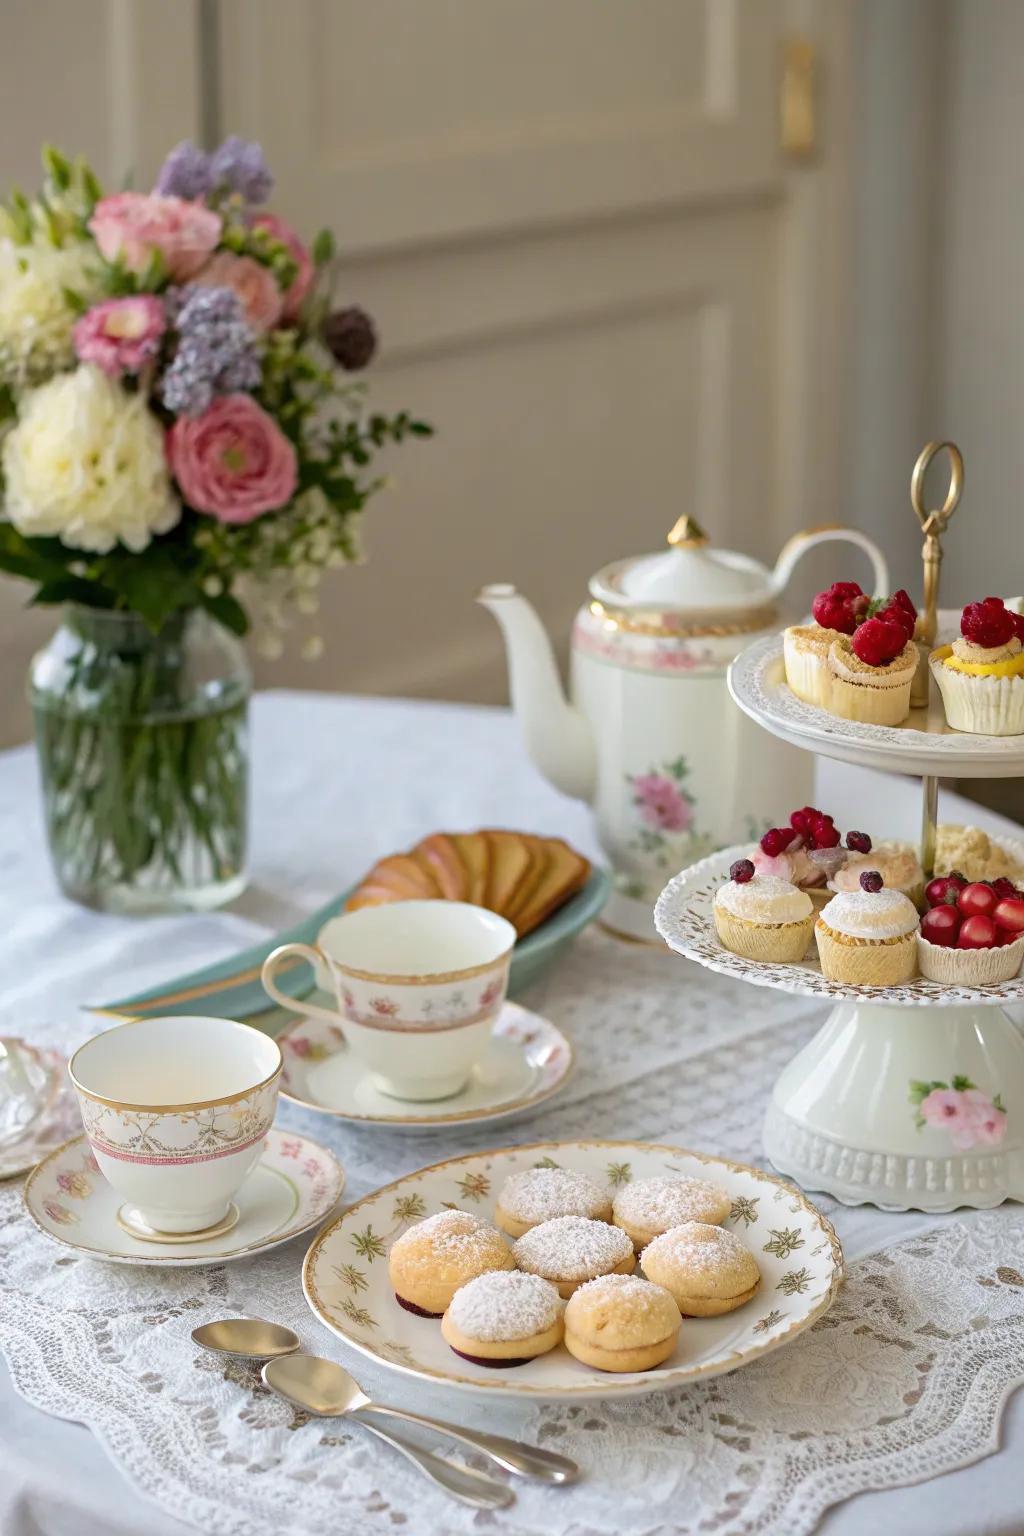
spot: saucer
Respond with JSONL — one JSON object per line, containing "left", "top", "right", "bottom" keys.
{"left": 0, "top": 1043, "right": 81, "bottom": 1180}
{"left": 24, "top": 1126, "right": 344, "bottom": 1267}
{"left": 278, "top": 1001, "right": 572, "bottom": 1128}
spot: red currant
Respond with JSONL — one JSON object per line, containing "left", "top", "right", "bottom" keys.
{"left": 846, "top": 830, "right": 872, "bottom": 854}
{"left": 957, "top": 914, "right": 998, "bottom": 949}
{"left": 921, "top": 904, "right": 960, "bottom": 946}
{"left": 859, "top": 870, "right": 884, "bottom": 893}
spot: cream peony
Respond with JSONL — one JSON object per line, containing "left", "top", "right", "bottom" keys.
{"left": 0, "top": 238, "right": 103, "bottom": 385}
{"left": 2, "top": 365, "right": 180, "bottom": 553}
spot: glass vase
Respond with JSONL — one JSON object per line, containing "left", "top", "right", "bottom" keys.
{"left": 29, "top": 606, "right": 250, "bottom": 914}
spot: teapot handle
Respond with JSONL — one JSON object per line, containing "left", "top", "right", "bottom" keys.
{"left": 769, "top": 525, "right": 889, "bottom": 601}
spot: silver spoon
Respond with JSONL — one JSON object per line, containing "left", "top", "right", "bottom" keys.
{"left": 263, "top": 1352, "right": 578, "bottom": 1485}
{"left": 192, "top": 1319, "right": 301, "bottom": 1361}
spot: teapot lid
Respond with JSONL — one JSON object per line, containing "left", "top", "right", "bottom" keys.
{"left": 589, "top": 517, "right": 776, "bottom": 617}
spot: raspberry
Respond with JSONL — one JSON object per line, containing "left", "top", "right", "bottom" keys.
{"left": 811, "top": 582, "right": 866, "bottom": 635}
{"left": 877, "top": 589, "right": 917, "bottom": 641}
{"left": 730, "top": 858, "right": 755, "bottom": 884}
{"left": 961, "top": 598, "right": 1015, "bottom": 648}
{"left": 790, "top": 808, "right": 816, "bottom": 835}
{"left": 759, "top": 827, "right": 790, "bottom": 857}
{"left": 860, "top": 870, "right": 884, "bottom": 893}
{"left": 851, "top": 615, "right": 908, "bottom": 667}
{"left": 1008, "top": 609, "right": 1024, "bottom": 644}
{"left": 811, "top": 815, "right": 841, "bottom": 848}
{"left": 846, "top": 830, "right": 872, "bottom": 853}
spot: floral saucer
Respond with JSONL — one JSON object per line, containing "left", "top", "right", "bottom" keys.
{"left": 24, "top": 1126, "right": 344, "bottom": 1267}
{"left": 0, "top": 1042, "right": 81, "bottom": 1181}
{"left": 277, "top": 1001, "right": 572, "bottom": 1128}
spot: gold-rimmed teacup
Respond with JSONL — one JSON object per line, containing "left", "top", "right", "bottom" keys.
{"left": 262, "top": 901, "right": 516, "bottom": 1102}
{"left": 69, "top": 1015, "right": 281, "bottom": 1235}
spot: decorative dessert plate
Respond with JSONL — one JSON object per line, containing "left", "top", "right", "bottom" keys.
{"left": 25, "top": 1127, "right": 344, "bottom": 1266}
{"left": 729, "top": 614, "right": 1024, "bottom": 778}
{"left": 279, "top": 1001, "right": 572, "bottom": 1128}
{"left": 0, "top": 1043, "right": 80, "bottom": 1180}
{"left": 655, "top": 844, "right": 1024, "bottom": 1006}
{"left": 302, "top": 1139, "right": 842, "bottom": 1401}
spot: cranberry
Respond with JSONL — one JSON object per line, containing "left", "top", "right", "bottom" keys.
{"left": 859, "top": 870, "right": 884, "bottom": 893}
{"left": 993, "top": 897, "right": 1024, "bottom": 933}
{"left": 921, "top": 904, "right": 960, "bottom": 946}
{"left": 730, "top": 858, "right": 755, "bottom": 884}
{"left": 851, "top": 615, "right": 909, "bottom": 668}
{"left": 961, "top": 598, "right": 1015, "bottom": 649}
{"left": 957, "top": 913, "right": 999, "bottom": 949}
{"left": 846, "top": 830, "right": 872, "bottom": 854}
{"left": 958, "top": 882, "right": 999, "bottom": 919}
{"left": 760, "top": 827, "right": 791, "bottom": 857}
{"left": 925, "top": 875, "right": 965, "bottom": 908}
{"left": 812, "top": 815, "right": 841, "bottom": 849}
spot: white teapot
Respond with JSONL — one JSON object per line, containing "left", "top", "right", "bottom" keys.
{"left": 480, "top": 519, "right": 889, "bottom": 939}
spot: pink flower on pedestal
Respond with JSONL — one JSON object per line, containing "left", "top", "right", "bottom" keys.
{"left": 919, "top": 1087, "right": 976, "bottom": 1148}
{"left": 73, "top": 296, "right": 166, "bottom": 376}
{"left": 166, "top": 394, "right": 297, "bottom": 523}
{"left": 632, "top": 773, "right": 693, "bottom": 834}
{"left": 250, "top": 212, "right": 315, "bottom": 321}
{"left": 961, "top": 1088, "right": 1008, "bottom": 1147}
{"left": 88, "top": 192, "right": 221, "bottom": 280}
{"left": 191, "top": 251, "right": 283, "bottom": 334}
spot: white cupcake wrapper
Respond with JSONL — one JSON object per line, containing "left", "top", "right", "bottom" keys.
{"left": 917, "top": 931, "right": 1024, "bottom": 984}
{"left": 930, "top": 655, "right": 1024, "bottom": 736}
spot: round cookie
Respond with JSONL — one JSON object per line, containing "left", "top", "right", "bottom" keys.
{"left": 388, "top": 1209, "right": 514, "bottom": 1317}
{"left": 494, "top": 1167, "right": 612, "bottom": 1238}
{"left": 564, "top": 1273, "right": 681, "bottom": 1373}
{"left": 512, "top": 1215, "right": 635, "bottom": 1299}
{"left": 640, "top": 1221, "right": 760, "bottom": 1317}
{"left": 612, "top": 1175, "right": 731, "bottom": 1250}
{"left": 441, "top": 1271, "right": 565, "bottom": 1367}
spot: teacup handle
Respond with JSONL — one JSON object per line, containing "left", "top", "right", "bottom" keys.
{"left": 262, "top": 943, "right": 341, "bottom": 1025}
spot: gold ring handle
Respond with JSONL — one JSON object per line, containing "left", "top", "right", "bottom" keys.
{"left": 909, "top": 440, "right": 964, "bottom": 706}
{"left": 911, "top": 441, "right": 964, "bottom": 533}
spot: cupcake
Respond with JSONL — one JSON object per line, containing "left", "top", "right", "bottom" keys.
{"left": 752, "top": 806, "right": 851, "bottom": 912}
{"left": 930, "top": 598, "right": 1024, "bottom": 736}
{"left": 388, "top": 1209, "right": 514, "bottom": 1317}
{"left": 815, "top": 874, "right": 919, "bottom": 985}
{"left": 563, "top": 1273, "right": 681, "bottom": 1373}
{"left": 440, "top": 1270, "right": 564, "bottom": 1367}
{"left": 827, "top": 837, "right": 925, "bottom": 909}
{"left": 612, "top": 1175, "right": 730, "bottom": 1249}
{"left": 494, "top": 1167, "right": 611, "bottom": 1239}
{"left": 827, "top": 622, "right": 917, "bottom": 726}
{"left": 783, "top": 582, "right": 869, "bottom": 705}
{"left": 713, "top": 865, "right": 814, "bottom": 963}
{"left": 640, "top": 1222, "right": 761, "bottom": 1317}
{"left": 512, "top": 1216, "right": 635, "bottom": 1299}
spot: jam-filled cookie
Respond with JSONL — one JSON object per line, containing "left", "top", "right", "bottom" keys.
{"left": 612, "top": 1175, "right": 730, "bottom": 1250}
{"left": 640, "top": 1221, "right": 760, "bottom": 1317}
{"left": 512, "top": 1215, "right": 635, "bottom": 1299}
{"left": 494, "top": 1166, "right": 612, "bottom": 1238}
{"left": 441, "top": 1270, "right": 564, "bottom": 1368}
{"left": 563, "top": 1273, "right": 681, "bottom": 1373}
{"left": 388, "top": 1209, "right": 514, "bottom": 1317}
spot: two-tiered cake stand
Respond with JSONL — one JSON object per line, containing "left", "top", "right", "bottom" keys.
{"left": 655, "top": 446, "right": 1024, "bottom": 1212}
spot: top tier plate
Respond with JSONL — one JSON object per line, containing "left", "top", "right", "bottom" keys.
{"left": 728, "top": 610, "right": 1024, "bottom": 778}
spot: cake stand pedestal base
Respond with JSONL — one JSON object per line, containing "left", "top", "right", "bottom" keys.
{"left": 763, "top": 1000, "right": 1024, "bottom": 1212}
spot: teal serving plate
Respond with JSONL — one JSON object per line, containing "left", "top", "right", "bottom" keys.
{"left": 93, "top": 866, "right": 610, "bottom": 1028}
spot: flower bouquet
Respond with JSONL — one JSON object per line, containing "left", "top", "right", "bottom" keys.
{"left": 0, "top": 140, "right": 429, "bottom": 912}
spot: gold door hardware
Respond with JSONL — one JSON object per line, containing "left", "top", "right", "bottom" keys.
{"left": 781, "top": 37, "right": 816, "bottom": 159}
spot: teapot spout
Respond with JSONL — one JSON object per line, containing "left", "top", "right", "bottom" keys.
{"left": 478, "top": 584, "right": 596, "bottom": 803}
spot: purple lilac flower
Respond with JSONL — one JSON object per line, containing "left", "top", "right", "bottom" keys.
{"left": 209, "top": 137, "right": 274, "bottom": 204}
{"left": 154, "top": 140, "right": 213, "bottom": 200}
{"left": 160, "top": 285, "right": 261, "bottom": 417}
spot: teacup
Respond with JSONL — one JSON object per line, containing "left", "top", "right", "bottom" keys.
{"left": 262, "top": 901, "right": 516, "bottom": 1101}
{"left": 68, "top": 1015, "right": 281, "bottom": 1234}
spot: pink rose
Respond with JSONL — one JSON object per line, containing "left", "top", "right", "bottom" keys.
{"left": 250, "top": 212, "right": 314, "bottom": 321}
{"left": 73, "top": 296, "right": 166, "bottom": 376}
{"left": 919, "top": 1088, "right": 978, "bottom": 1150}
{"left": 167, "top": 395, "right": 297, "bottom": 523}
{"left": 88, "top": 192, "right": 221, "bottom": 281}
{"left": 632, "top": 773, "right": 693, "bottom": 834}
{"left": 191, "top": 251, "right": 283, "bottom": 334}
{"left": 961, "top": 1088, "right": 1008, "bottom": 1147}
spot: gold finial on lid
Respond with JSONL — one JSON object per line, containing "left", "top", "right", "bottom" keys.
{"left": 667, "top": 515, "right": 709, "bottom": 549}
{"left": 909, "top": 440, "right": 964, "bottom": 710}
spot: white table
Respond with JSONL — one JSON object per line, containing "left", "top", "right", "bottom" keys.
{"left": 2, "top": 691, "right": 1024, "bottom": 1536}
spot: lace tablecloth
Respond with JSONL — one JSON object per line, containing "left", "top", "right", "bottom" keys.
{"left": 3, "top": 691, "right": 1024, "bottom": 1536}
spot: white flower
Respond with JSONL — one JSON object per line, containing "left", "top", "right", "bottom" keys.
{"left": 0, "top": 238, "right": 101, "bottom": 385}
{"left": 2, "top": 365, "right": 180, "bottom": 553}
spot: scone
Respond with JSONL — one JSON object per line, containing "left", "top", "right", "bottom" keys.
{"left": 816, "top": 882, "right": 919, "bottom": 985}
{"left": 512, "top": 1216, "right": 635, "bottom": 1299}
{"left": 494, "top": 1166, "right": 612, "bottom": 1239}
{"left": 440, "top": 1270, "right": 564, "bottom": 1367}
{"left": 930, "top": 598, "right": 1024, "bottom": 736}
{"left": 640, "top": 1221, "right": 761, "bottom": 1317}
{"left": 713, "top": 872, "right": 815, "bottom": 963}
{"left": 612, "top": 1175, "right": 730, "bottom": 1250}
{"left": 564, "top": 1273, "right": 681, "bottom": 1373}
{"left": 388, "top": 1209, "right": 514, "bottom": 1317}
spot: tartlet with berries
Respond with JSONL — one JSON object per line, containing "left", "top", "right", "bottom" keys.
{"left": 713, "top": 862, "right": 815, "bottom": 962}
{"left": 930, "top": 598, "right": 1024, "bottom": 736}
{"left": 753, "top": 807, "right": 862, "bottom": 912}
{"left": 917, "top": 873, "right": 1024, "bottom": 984}
{"left": 783, "top": 582, "right": 869, "bottom": 706}
{"left": 825, "top": 592, "right": 918, "bottom": 726}
{"left": 815, "top": 871, "right": 920, "bottom": 985}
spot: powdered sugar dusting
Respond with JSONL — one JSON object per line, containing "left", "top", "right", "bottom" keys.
{"left": 714, "top": 876, "right": 812, "bottom": 924}
{"left": 448, "top": 1270, "right": 563, "bottom": 1341}
{"left": 642, "top": 1221, "right": 758, "bottom": 1288}
{"left": 498, "top": 1167, "right": 607, "bottom": 1223}
{"left": 514, "top": 1216, "right": 634, "bottom": 1281}
{"left": 390, "top": 1209, "right": 511, "bottom": 1278}
{"left": 571, "top": 1271, "right": 673, "bottom": 1317}
{"left": 818, "top": 888, "right": 919, "bottom": 940}
{"left": 614, "top": 1176, "right": 728, "bottom": 1232}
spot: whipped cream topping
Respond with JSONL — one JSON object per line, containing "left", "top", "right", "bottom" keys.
{"left": 818, "top": 888, "right": 919, "bottom": 940}
{"left": 829, "top": 840, "right": 923, "bottom": 894}
{"left": 714, "top": 875, "right": 812, "bottom": 924}
{"left": 951, "top": 635, "right": 1022, "bottom": 665}
{"left": 751, "top": 844, "right": 827, "bottom": 888}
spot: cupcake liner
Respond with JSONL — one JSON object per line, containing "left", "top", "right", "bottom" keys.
{"left": 917, "top": 931, "right": 1024, "bottom": 985}
{"left": 825, "top": 668, "right": 914, "bottom": 726}
{"left": 714, "top": 906, "right": 815, "bottom": 963}
{"left": 783, "top": 631, "right": 831, "bottom": 707}
{"left": 929, "top": 652, "right": 1024, "bottom": 736}
{"left": 815, "top": 924, "right": 918, "bottom": 985}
